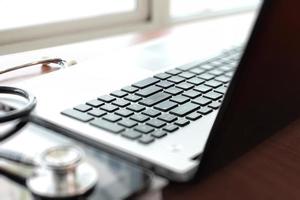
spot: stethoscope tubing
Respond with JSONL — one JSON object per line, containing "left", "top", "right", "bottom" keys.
{"left": 0, "top": 86, "right": 36, "bottom": 123}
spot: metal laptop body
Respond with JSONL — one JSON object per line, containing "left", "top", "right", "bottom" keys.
{"left": 196, "top": 0, "right": 300, "bottom": 178}
{"left": 11, "top": 7, "right": 260, "bottom": 181}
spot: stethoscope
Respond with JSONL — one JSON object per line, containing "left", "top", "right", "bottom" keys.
{"left": 0, "top": 86, "right": 98, "bottom": 199}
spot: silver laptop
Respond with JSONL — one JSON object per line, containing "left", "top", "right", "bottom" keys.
{"left": 12, "top": 9, "right": 261, "bottom": 181}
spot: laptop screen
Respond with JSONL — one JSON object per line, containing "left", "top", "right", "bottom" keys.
{"left": 197, "top": 0, "right": 300, "bottom": 176}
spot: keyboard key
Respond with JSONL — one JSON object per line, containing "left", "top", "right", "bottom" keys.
{"left": 112, "top": 99, "right": 130, "bottom": 107}
{"left": 100, "top": 104, "right": 119, "bottom": 112}
{"left": 178, "top": 72, "right": 195, "bottom": 79}
{"left": 203, "top": 91, "right": 223, "bottom": 100}
{"left": 154, "top": 100, "right": 177, "bottom": 112}
{"left": 176, "top": 82, "right": 194, "bottom": 90}
{"left": 121, "top": 86, "right": 139, "bottom": 93}
{"left": 199, "top": 64, "right": 215, "bottom": 70}
{"left": 139, "top": 135, "right": 155, "bottom": 144}
{"left": 86, "top": 99, "right": 104, "bottom": 107}
{"left": 151, "top": 130, "right": 167, "bottom": 138}
{"left": 216, "top": 58, "right": 230, "bottom": 64}
{"left": 122, "top": 130, "right": 142, "bottom": 140}
{"left": 133, "top": 77, "right": 160, "bottom": 89}
{"left": 87, "top": 109, "right": 107, "bottom": 117}
{"left": 170, "top": 95, "right": 189, "bottom": 104}
{"left": 74, "top": 104, "right": 92, "bottom": 112}
{"left": 198, "top": 73, "right": 215, "bottom": 80}
{"left": 192, "top": 97, "right": 212, "bottom": 106}
{"left": 204, "top": 80, "right": 223, "bottom": 88}
{"left": 226, "top": 61, "right": 238, "bottom": 67}
{"left": 174, "top": 118, "right": 190, "bottom": 127}
{"left": 124, "top": 94, "right": 142, "bottom": 102}
{"left": 98, "top": 95, "right": 116, "bottom": 103}
{"left": 224, "top": 71, "right": 234, "bottom": 77}
{"left": 215, "top": 75, "right": 231, "bottom": 83}
{"left": 118, "top": 119, "right": 138, "bottom": 128}
{"left": 115, "top": 109, "right": 134, "bottom": 117}
{"left": 166, "top": 69, "right": 181, "bottom": 75}
{"left": 221, "top": 58, "right": 235, "bottom": 65}
{"left": 158, "top": 114, "right": 177, "bottom": 123}
{"left": 103, "top": 114, "right": 122, "bottom": 122}
{"left": 194, "top": 85, "right": 212, "bottom": 93}
{"left": 209, "top": 60, "right": 225, "bottom": 66}
{"left": 197, "top": 107, "right": 213, "bottom": 115}
{"left": 142, "top": 109, "right": 161, "bottom": 117}
{"left": 127, "top": 104, "right": 145, "bottom": 112}
{"left": 208, "top": 69, "right": 224, "bottom": 76}
{"left": 218, "top": 58, "right": 231, "bottom": 64}
{"left": 189, "top": 68, "right": 205, "bottom": 74}
{"left": 139, "top": 92, "right": 171, "bottom": 107}
{"left": 219, "top": 65, "right": 234, "bottom": 72}
{"left": 90, "top": 119, "right": 124, "bottom": 133}
{"left": 167, "top": 76, "right": 185, "bottom": 84}
{"left": 163, "top": 124, "right": 179, "bottom": 132}
{"left": 61, "top": 109, "right": 94, "bottom": 122}
{"left": 146, "top": 119, "right": 166, "bottom": 128}
{"left": 214, "top": 86, "right": 227, "bottom": 94}
{"left": 182, "top": 90, "right": 201, "bottom": 98}
{"left": 110, "top": 90, "right": 128, "bottom": 98}
{"left": 134, "top": 125, "right": 154, "bottom": 134}
{"left": 176, "top": 63, "right": 197, "bottom": 71}
{"left": 130, "top": 114, "right": 150, "bottom": 123}
{"left": 164, "top": 87, "right": 183, "bottom": 95}
{"left": 154, "top": 73, "right": 171, "bottom": 80}
{"left": 187, "top": 77, "right": 205, "bottom": 85}
{"left": 156, "top": 81, "right": 174, "bottom": 89}
{"left": 170, "top": 102, "right": 200, "bottom": 117}
{"left": 208, "top": 101, "right": 222, "bottom": 109}
{"left": 136, "top": 86, "right": 162, "bottom": 97}
{"left": 186, "top": 112, "right": 202, "bottom": 120}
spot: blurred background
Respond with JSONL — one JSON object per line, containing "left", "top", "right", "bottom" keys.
{"left": 0, "top": 0, "right": 261, "bottom": 54}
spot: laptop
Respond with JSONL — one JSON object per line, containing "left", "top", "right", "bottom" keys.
{"left": 13, "top": 0, "right": 300, "bottom": 182}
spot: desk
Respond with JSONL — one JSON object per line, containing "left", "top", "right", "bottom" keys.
{"left": 159, "top": 119, "right": 300, "bottom": 200}
{"left": 1, "top": 11, "right": 300, "bottom": 200}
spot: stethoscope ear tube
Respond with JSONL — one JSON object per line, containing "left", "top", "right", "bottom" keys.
{"left": 0, "top": 117, "right": 29, "bottom": 142}
{"left": 0, "top": 86, "right": 37, "bottom": 142}
{"left": 0, "top": 86, "right": 37, "bottom": 123}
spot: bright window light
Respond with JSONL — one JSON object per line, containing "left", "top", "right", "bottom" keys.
{"left": 171, "top": 0, "right": 261, "bottom": 19}
{"left": 0, "top": 0, "right": 136, "bottom": 30}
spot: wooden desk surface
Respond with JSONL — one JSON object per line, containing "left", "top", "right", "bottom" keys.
{"left": 1, "top": 12, "right": 300, "bottom": 200}
{"left": 161, "top": 120, "right": 300, "bottom": 200}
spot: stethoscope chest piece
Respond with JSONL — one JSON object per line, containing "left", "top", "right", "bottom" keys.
{"left": 26, "top": 146, "right": 98, "bottom": 199}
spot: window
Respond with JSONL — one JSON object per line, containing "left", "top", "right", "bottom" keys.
{"left": 1, "top": 0, "right": 138, "bottom": 30}
{"left": 0, "top": 0, "right": 149, "bottom": 46}
{"left": 171, "top": 0, "right": 261, "bottom": 22}
{"left": 0, "top": 0, "right": 261, "bottom": 52}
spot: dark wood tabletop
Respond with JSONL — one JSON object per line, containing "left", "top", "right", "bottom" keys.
{"left": 1, "top": 12, "right": 300, "bottom": 200}
{"left": 162, "top": 119, "right": 300, "bottom": 200}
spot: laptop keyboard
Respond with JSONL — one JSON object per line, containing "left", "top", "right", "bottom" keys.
{"left": 61, "top": 47, "right": 242, "bottom": 144}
